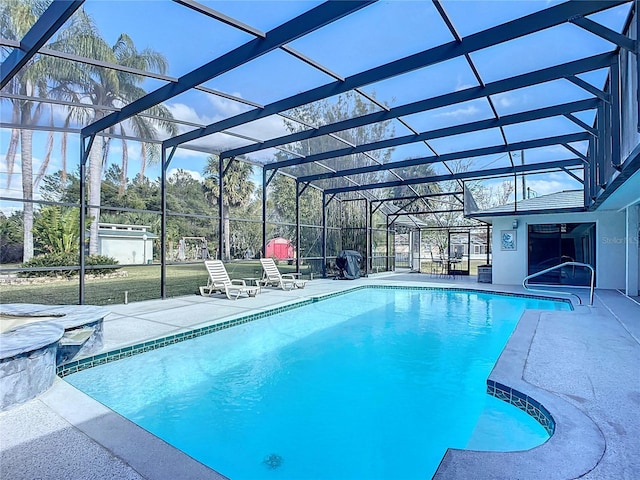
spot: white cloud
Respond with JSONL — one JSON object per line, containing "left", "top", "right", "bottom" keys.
{"left": 207, "top": 93, "right": 252, "bottom": 119}
{"left": 166, "top": 93, "right": 288, "bottom": 156}
{"left": 455, "top": 77, "right": 476, "bottom": 91}
{"left": 497, "top": 95, "right": 514, "bottom": 108}
{"left": 525, "top": 174, "right": 581, "bottom": 197}
{"left": 166, "top": 102, "right": 214, "bottom": 129}
{"left": 435, "top": 105, "right": 479, "bottom": 119}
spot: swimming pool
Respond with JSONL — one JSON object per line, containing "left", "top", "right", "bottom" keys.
{"left": 66, "top": 287, "right": 570, "bottom": 479}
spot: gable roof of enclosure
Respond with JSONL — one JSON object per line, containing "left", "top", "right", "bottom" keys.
{"left": 1, "top": 0, "right": 637, "bottom": 217}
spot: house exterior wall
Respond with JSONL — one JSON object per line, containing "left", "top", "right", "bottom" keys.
{"left": 491, "top": 210, "right": 627, "bottom": 289}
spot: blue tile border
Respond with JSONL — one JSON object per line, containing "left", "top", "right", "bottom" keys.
{"left": 57, "top": 298, "right": 313, "bottom": 377}
{"left": 487, "top": 380, "right": 555, "bottom": 435}
{"left": 57, "top": 285, "right": 571, "bottom": 379}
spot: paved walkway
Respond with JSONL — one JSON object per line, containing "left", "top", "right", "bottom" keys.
{"left": 1, "top": 273, "right": 639, "bottom": 479}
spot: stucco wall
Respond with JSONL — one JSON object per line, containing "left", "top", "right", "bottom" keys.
{"left": 491, "top": 210, "right": 627, "bottom": 289}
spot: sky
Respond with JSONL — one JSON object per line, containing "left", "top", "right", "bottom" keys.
{"left": 0, "top": 0, "right": 634, "bottom": 212}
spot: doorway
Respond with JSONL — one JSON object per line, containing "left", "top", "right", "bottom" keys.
{"left": 448, "top": 230, "right": 471, "bottom": 275}
{"left": 527, "top": 223, "right": 596, "bottom": 285}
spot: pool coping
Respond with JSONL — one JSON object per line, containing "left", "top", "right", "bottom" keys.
{"left": 57, "top": 285, "right": 572, "bottom": 378}
{"left": 39, "top": 378, "right": 229, "bottom": 480}
{"left": 433, "top": 309, "right": 606, "bottom": 479}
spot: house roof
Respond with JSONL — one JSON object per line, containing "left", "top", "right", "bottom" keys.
{"left": 467, "top": 189, "right": 586, "bottom": 220}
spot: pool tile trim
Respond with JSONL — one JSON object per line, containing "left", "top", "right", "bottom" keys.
{"left": 57, "top": 298, "right": 314, "bottom": 377}
{"left": 486, "top": 380, "right": 555, "bottom": 435}
{"left": 57, "top": 285, "right": 571, "bottom": 378}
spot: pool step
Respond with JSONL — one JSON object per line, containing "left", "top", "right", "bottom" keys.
{"left": 59, "top": 327, "right": 95, "bottom": 347}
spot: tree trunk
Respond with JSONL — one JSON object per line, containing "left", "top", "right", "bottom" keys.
{"left": 88, "top": 141, "right": 103, "bottom": 255}
{"left": 21, "top": 129, "right": 34, "bottom": 262}
{"left": 5, "top": 127, "right": 19, "bottom": 188}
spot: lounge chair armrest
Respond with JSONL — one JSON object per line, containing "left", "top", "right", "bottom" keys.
{"left": 281, "top": 274, "right": 296, "bottom": 280}
{"left": 230, "top": 279, "right": 246, "bottom": 286}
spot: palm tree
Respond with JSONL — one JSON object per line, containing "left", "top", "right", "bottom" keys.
{"left": 1, "top": 0, "right": 52, "bottom": 261}
{"left": 203, "top": 156, "right": 255, "bottom": 261}
{"left": 47, "top": 12, "right": 176, "bottom": 254}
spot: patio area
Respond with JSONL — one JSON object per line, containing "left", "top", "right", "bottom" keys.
{"left": 1, "top": 272, "right": 639, "bottom": 479}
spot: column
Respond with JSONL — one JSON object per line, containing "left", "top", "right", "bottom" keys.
{"left": 626, "top": 204, "right": 639, "bottom": 296}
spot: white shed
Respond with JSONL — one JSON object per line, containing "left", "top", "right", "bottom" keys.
{"left": 97, "top": 223, "right": 158, "bottom": 265}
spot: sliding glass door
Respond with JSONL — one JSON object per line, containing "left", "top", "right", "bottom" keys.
{"left": 528, "top": 223, "right": 595, "bottom": 286}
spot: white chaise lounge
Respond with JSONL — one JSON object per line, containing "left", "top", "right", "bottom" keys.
{"left": 199, "top": 260, "right": 259, "bottom": 300}
{"left": 259, "top": 258, "right": 308, "bottom": 290}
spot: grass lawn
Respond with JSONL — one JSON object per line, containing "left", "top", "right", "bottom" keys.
{"left": 0, "top": 260, "right": 313, "bottom": 306}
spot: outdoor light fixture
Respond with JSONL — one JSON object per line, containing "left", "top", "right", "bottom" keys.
{"left": 512, "top": 219, "right": 519, "bottom": 229}
{"left": 142, "top": 233, "right": 148, "bottom": 264}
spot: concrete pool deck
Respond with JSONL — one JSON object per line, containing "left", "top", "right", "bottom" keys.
{"left": 1, "top": 272, "right": 639, "bottom": 479}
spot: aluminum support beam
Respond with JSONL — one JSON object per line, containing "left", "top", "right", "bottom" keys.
{"left": 587, "top": 135, "right": 596, "bottom": 201}
{"left": 78, "top": 135, "right": 89, "bottom": 304}
{"left": 261, "top": 100, "right": 598, "bottom": 170}
{"left": 83, "top": 1, "right": 373, "bottom": 137}
{"left": 604, "top": 94, "right": 614, "bottom": 180}
{"left": 262, "top": 168, "right": 267, "bottom": 261}
{"left": 610, "top": 57, "right": 622, "bottom": 168}
{"left": 563, "top": 143, "right": 589, "bottom": 162}
{"left": 392, "top": 209, "right": 464, "bottom": 216}
{"left": 298, "top": 132, "right": 590, "bottom": 183}
{"left": 597, "top": 103, "right": 606, "bottom": 188}
{"left": 324, "top": 158, "right": 584, "bottom": 194}
{"left": 590, "top": 142, "right": 640, "bottom": 209}
{"left": 560, "top": 167, "right": 584, "bottom": 185}
{"left": 218, "top": 156, "right": 224, "bottom": 261}
{"left": 172, "top": 1, "right": 623, "bottom": 149}
{"left": 173, "top": 0, "right": 266, "bottom": 37}
{"left": 570, "top": 16, "right": 636, "bottom": 52}
{"left": 564, "top": 113, "right": 598, "bottom": 135}
{"left": 230, "top": 56, "right": 610, "bottom": 161}
{"left": 295, "top": 181, "right": 301, "bottom": 272}
{"left": 566, "top": 75, "right": 610, "bottom": 101}
{"left": 371, "top": 191, "right": 464, "bottom": 203}
{"left": 386, "top": 216, "right": 390, "bottom": 272}
{"left": 366, "top": 200, "right": 371, "bottom": 275}
{"left": 322, "top": 193, "right": 327, "bottom": 277}
{"left": 161, "top": 146, "right": 168, "bottom": 298}
{"left": 0, "top": 0, "right": 84, "bottom": 89}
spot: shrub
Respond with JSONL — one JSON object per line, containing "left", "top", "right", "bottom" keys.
{"left": 86, "top": 255, "right": 119, "bottom": 276}
{"left": 20, "top": 253, "right": 119, "bottom": 278}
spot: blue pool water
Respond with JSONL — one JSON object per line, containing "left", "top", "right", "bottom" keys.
{"left": 66, "top": 288, "right": 569, "bottom": 479}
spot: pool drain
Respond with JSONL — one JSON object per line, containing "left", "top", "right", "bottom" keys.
{"left": 263, "top": 453, "right": 283, "bottom": 469}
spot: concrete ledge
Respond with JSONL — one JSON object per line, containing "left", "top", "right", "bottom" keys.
{"left": 40, "top": 379, "right": 227, "bottom": 480}
{"left": 434, "top": 310, "right": 605, "bottom": 479}
{"left": 1, "top": 303, "right": 109, "bottom": 331}
{"left": 1, "top": 303, "right": 108, "bottom": 361}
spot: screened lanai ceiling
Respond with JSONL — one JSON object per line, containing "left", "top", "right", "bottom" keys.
{"left": 1, "top": 0, "right": 636, "bottom": 210}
